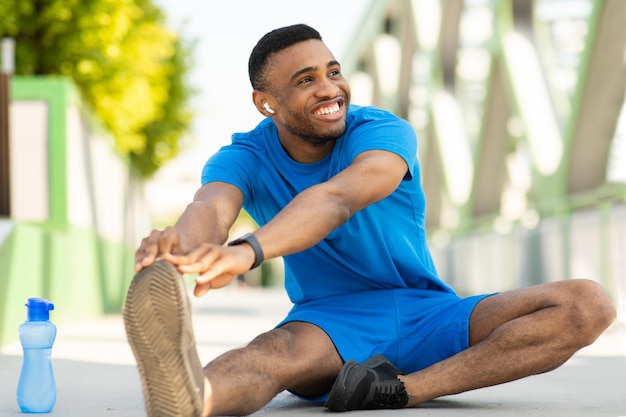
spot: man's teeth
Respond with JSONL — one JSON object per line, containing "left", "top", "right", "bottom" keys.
{"left": 315, "top": 103, "right": 340, "bottom": 115}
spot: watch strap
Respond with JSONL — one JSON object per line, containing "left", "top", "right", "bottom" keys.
{"left": 228, "top": 232, "right": 264, "bottom": 269}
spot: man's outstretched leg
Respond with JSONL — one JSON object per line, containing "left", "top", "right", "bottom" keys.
{"left": 124, "top": 260, "right": 204, "bottom": 417}
{"left": 400, "top": 279, "right": 615, "bottom": 405}
{"left": 201, "top": 320, "right": 343, "bottom": 416}
{"left": 124, "top": 261, "right": 344, "bottom": 417}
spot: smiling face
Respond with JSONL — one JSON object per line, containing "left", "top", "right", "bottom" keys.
{"left": 260, "top": 39, "right": 351, "bottom": 159}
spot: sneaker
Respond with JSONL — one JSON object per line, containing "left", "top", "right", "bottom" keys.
{"left": 324, "top": 354, "right": 408, "bottom": 411}
{"left": 123, "top": 260, "right": 204, "bottom": 417}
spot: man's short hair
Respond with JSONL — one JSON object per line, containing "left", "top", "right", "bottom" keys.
{"left": 248, "top": 24, "right": 322, "bottom": 91}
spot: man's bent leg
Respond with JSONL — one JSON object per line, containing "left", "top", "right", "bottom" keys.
{"left": 399, "top": 279, "right": 616, "bottom": 406}
{"left": 202, "top": 321, "right": 343, "bottom": 416}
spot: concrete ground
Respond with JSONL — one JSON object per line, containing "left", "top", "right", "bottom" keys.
{"left": 1, "top": 286, "right": 625, "bottom": 417}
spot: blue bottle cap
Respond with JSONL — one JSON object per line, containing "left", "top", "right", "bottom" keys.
{"left": 25, "top": 298, "right": 55, "bottom": 321}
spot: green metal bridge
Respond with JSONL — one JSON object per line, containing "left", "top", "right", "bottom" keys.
{"left": 342, "top": 0, "right": 626, "bottom": 316}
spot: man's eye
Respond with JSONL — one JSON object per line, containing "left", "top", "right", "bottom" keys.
{"left": 330, "top": 70, "right": 340, "bottom": 76}
{"left": 299, "top": 76, "right": 313, "bottom": 84}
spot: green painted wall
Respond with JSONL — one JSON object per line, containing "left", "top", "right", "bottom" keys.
{"left": 0, "top": 76, "right": 137, "bottom": 346}
{"left": 0, "top": 223, "right": 134, "bottom": 346}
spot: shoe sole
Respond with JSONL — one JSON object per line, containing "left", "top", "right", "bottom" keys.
{"left": 123, "top": 260, "right": 204, "bottom": 417}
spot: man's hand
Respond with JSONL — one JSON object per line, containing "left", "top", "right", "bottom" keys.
{"left": 135, "top": 226, "right": 256, "bottom": 297}
{"left": 165, "top": 243, "right": 256, "bottom": 297}
{"left": 134, "top": 226, "right": 185, "bottom": 272}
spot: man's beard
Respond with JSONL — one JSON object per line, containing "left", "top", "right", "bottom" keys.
{"left": 283, "top": 111, "right": 347, "bottom": 146}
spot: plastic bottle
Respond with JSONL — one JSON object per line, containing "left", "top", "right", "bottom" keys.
{"left": 16, "top": 298, "right": 57, "bottom": 413}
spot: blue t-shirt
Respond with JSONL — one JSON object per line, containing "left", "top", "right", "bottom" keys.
{"left": 202, "top": 105, "right": 454, "bottom": 304}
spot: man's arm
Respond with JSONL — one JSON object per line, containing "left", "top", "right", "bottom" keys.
{"left": 189, "top": 149, "right": 408, "bottom": 294}
{"left": 152, "top": 150, "right": 406, "bottom": 297}
{"left": 134, "top": 181, "right": 244, "bottom": 271}
{"left": 174, "top": 181, "right": 244, "bottom": 248}
{"left": 254, "top": 150, "right": 408, "bottom": 259}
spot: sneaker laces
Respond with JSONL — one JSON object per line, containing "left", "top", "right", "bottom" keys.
{"left": 371, "top": 381, "right": 407, "bottom": 408}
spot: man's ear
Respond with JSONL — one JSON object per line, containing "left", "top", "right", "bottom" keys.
{"left": 253, "top": 91, "right": 275, "bottom": 116}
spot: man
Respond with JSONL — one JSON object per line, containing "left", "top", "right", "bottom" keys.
{"left": 123, "top": 24, "right": 616, "bottom": 417}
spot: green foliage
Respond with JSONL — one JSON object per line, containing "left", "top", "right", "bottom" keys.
{"left": 0, "top": 0, "right": 195, "bottom": 178}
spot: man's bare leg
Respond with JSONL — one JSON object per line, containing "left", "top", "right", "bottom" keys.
{"left": 399, "top": 279, "right": 616, "bottom": 406}
{"left": 201, "top": 321, "right": 343, "bottom": 416}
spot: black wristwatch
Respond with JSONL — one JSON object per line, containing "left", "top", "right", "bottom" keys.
{"left": 228, "top": 232, "right": 264, "bottom": 270}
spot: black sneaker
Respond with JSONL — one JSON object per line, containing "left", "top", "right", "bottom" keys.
{"left": 123, "top": 260, "right": 204, "bottom": 417}
{"left": 325, "top": 354, "right": 408, "bottom": 411}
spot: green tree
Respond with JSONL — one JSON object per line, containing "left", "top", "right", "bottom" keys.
{"left": 0, "top": 0, "right": 195, "bottom": 178}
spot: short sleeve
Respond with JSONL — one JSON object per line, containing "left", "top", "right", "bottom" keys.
{"left": 343, "top": 106, "right": 418, "bottom": 180}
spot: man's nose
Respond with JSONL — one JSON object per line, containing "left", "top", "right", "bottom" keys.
{"left": 315, "top": 77, "right": 341, "bottom": 99}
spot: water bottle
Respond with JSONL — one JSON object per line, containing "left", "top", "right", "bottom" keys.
{"left": 16, "top": 298, "right": 57, "bottom": 413}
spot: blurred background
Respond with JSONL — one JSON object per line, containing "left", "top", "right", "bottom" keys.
{"left": 1, "top": 0, "right": 625, "bottom": 346}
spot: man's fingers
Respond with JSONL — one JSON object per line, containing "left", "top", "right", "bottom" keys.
{"left": 157, "top": 227, "right": 180, "bottom": 257}
{"left": 194, "top": 281, "right": 211, "bottom": 297}
{"left": 134, "top": 227, "right": 182, "bottom": 272}
{"left": 194, "top": 271, "right": 236, "bottom": 297}
{"left": 171, "top": 243, "right": 219, "bottom": 271}
{"left": 134, "top": 230, "right": 164, "bottom": 270}
{"left": 137, "top": 241, "right": 247, "bottom": 293}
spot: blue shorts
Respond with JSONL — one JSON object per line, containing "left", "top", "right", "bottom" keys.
{"left": 277, "top": 288, "right": 493, "bottom": 400}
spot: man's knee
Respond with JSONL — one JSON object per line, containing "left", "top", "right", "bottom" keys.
{"left": 245, "top": 327, "right": 296, "bottom": 362}
{"left": 560, "top": 279, "right": 616, "bottom": 346}
{"left": 245, "top": 323, "right": 342, "bottom": 388}
{"left": 247, "top": 322, "right": 337, "bottom": 359}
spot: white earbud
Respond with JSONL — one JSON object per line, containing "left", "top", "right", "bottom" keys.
{"left": 263, "top": 103, "right": 275, "bottom": 114}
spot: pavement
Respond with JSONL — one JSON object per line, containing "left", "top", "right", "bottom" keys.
{"left": 1, "top": 285, "right": 625, "bottom": 417}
